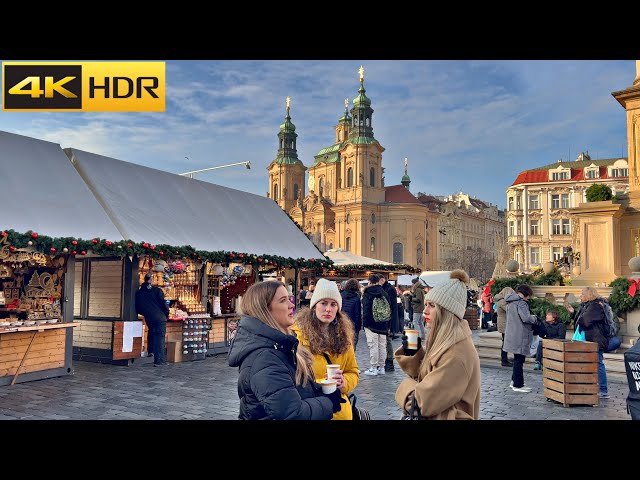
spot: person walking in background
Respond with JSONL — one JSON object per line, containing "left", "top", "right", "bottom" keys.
{"left": 504, "top": 284, "right": 538, "bottom": 393}
{"left": 135, "top": 272, "right": 170, "bottom": 367}
{"left": 410, "top": 278, "right": 427, "bottom": 341}
{"left": 292, "top": 278, "right": 359, "bottom": 420}
{"left": 227, "top": 281, "right": 344, "bottom": 420}
{"left": 533, "top": 310, "right": 566, "bottom": 371}
{"left": 481, "top": 287, "right": 494, "bottom": 329}
{"left": 340, "top": 278, "right": 363, "bottom": 351}
{"left": 394, "top": 270, "right": 481, "bottom": 420}
{"left": 402, "top": 288, "right": 414, "bottom": 327}
{"left": 380, "top": 275, "right": 399, "bottom": 372}
{"left": 361, "top": 273, "right": 390, "bottom": 376}
{"left": 566, "top": 286, "right": 612, "bottom": 399}
{"left": 493, "top": 286, "right": 515, "bottom": 367}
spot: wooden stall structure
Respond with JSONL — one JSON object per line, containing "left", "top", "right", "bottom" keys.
{"left": 542, "top": 338, "right": 599, "bottom": 407}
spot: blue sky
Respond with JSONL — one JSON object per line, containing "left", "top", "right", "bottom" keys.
{"left": 0, "top": 60, "right": 634, "bottom": 209}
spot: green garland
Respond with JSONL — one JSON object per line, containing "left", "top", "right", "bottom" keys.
{"left": 332, "top": 263, "right": 421, "bottom": 274}
{"left": 0, "top": 229, "right": 334, "bottom": 271}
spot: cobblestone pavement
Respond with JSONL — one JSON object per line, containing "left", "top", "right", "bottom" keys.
{"left": 0, "top": 333, "right": 631, "bottom": 420}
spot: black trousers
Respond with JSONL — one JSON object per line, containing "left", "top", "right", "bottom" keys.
{"left": 511, "top": 353, "right": 526, "bottom": 388}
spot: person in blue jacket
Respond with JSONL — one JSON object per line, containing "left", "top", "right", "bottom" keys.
{"left": 228, "top": 280, "right": 344, "bottom": 420}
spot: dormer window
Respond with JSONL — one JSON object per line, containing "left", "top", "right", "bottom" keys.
{"left": 611, "top": 167, "right": 628, "bottom": 177}
{"left": 551, "top": 171, "right": 569, "bottom": 181}
{"left": 585, "top": 167, "right": 599, "bottom": 179}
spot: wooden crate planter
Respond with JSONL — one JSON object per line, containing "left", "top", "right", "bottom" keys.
{"left": 542, "top": 338, "right": 599, "bottom": 407}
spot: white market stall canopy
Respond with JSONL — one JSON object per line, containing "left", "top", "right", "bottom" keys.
{"left": 323, "top": 248, "right": 394, "bottom": 267}
{"left": 0, "top": 130, "right": 324, "bottom": 261}
{"left": 1, "top": 131, "right": 123, "bottom": 240}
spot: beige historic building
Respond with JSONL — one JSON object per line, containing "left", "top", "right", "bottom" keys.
{"left": 417, "top": 192, "right": 506, "bottom": 281}
{"left": 507, "top": 152, "right": 629, "bottom": 273}
{"left": 266, "top": 67, "right": 439, "bottom": 270}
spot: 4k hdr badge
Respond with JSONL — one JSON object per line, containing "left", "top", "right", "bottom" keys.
{"left": 2, "top": 61, "right": 165, "bottom": 112}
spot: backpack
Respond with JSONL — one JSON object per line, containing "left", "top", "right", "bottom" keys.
{"left": 372, "top": 296, "right": 391, "bottom": 323}
{"left": 598, "top": 299, "right": 619, "bottom": 339}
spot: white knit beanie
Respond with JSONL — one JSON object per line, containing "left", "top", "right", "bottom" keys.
{"left": 423, "top": 270, "right": 470, "bottom": 319}
{"left": 309, "top": 278, "right": 342, "bottom": 310}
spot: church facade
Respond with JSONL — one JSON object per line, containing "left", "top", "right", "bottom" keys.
{"left": 266, "top": 67, "right": 439, "bottom": 270}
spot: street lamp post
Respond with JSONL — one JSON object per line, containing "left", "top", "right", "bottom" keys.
{"left": 179, "top": 161, "right": 251, "bottom": 179}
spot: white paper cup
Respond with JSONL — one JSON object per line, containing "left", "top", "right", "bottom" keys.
{"left": 326, "top": 364, "right": 340, "bottom": 379}
{"left": 405, "top": 329, "right": 419, "bottom": 349}
{"left": 321, "top": 379, "right": 337, "bottom": 394}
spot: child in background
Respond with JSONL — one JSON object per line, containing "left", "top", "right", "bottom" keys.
{"left": 534, "top": 310, "right": 566, "bottom": 370}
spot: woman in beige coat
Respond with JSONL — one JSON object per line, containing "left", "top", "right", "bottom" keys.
{"left": 394, "top": 270, "right": 481, "bottom": 420}
{"left": 493, "top": 286, "right": 515, "bottom": 367}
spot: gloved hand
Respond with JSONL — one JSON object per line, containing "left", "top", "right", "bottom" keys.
{"left": 401, "top": 334, "right": 422, "bottom": 356}
{"left": 325, "top": 389, "right": 347, "bottom": 413}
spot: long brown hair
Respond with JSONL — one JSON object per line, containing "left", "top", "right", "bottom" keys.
{"left": 419, "top": 303, "right": 469, "bottom": 379}
{"left": 295, "top": 307, "right": 355, "bottom": 356}
{"left": 241, "top": 281, "right": 315, "bottom": 386}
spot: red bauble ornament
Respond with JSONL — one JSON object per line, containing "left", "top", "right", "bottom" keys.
{"left": 71, "top": 240, "right": 78, "bottom": 245}
{"left": 92, "top": 239, "right": 98, "bottom": 244}
{"left": 105, "top": 241, "right": 112, "bottom": 246}
{"left": 50, "top": 247, "right": 56, "bottom": 253}
{"left": 81, "top": 250, "right": 86, "bottom": 255}
{"left": 128, "top": 243, "right": 133, "bottom": 247}
{"left": 142, "top": 243, "right": 149, "bottom": 248}
{"left": 230, "top": 253, "right": 235, "bottom": 258}
{"left": 239, "top": 253, "right": 244, "bottom": 258}
{"left": 9, "top": 246, "right": 16, "bottom": 252}
{"left": 159, "top": 251, "right": 164, "bottom": 256}
{"left": 258, "top": 258, "right": 262, "bottom": 262}
{"left": 149, "top": 245, "right": 155, "bottom": 250}
{"left": 0, "top": 231, "right": 6, "bottom": 236}
{"left": 31, "top": 232, "right": 38, "bottom": 239}
{"left": 71, "top": 251, "right": 77, "bottom": 255}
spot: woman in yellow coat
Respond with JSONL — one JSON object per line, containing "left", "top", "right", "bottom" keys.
{"left": 292, "top": 278, "right": 360, "bottom": 420}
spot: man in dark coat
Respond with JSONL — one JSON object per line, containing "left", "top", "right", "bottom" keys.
{"left": 340, "top": 278, "right": 362, "bottom": 351}
{"left": 379, "top": 275, "right": 399, "bottom": 371}
{"left": 135, "top": 273, "right": 170, "bottom": 366}
{"left": 361, "top": 274, "right": 390, "bottom": 376}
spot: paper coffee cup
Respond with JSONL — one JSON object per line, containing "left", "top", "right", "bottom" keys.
{"left": 405, "top": 329, "right": 419, "bottom": 349}
{"left": 321, "top": 379, "right": 337, "bottom": 394}
{"left": 326, "top": 364, "right": 340, "bottom": 379}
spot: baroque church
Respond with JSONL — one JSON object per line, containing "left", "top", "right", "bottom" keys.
{"left": 267, "top": 67, "right": 439, "bottom": 270}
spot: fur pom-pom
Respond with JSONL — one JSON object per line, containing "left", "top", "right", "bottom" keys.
{"left": 450, "top": 269, "right": 469, "bottom": 284}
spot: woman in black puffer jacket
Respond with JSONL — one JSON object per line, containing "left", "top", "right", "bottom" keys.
{"left": 228, "top": 281, "right": 343, "bottom": 420}
{"left": 340, "top": 279, "right": 362, "bottom": 350}
{"left": 567, "top": 286, "right": 609, "bottom": 398}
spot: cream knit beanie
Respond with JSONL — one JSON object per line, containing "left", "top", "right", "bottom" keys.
{"left": 423, "top": 270, "right": 470, "bottom": 319}
{"left": 309, "top": 278, "right": 342, "bottom": 310}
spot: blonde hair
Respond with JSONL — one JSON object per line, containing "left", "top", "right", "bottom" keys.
{"left": 295, "top": 308, "right": 355, "bottom": 356}
{"left": 241, "top": 281, "right": 315, "bottom": 386}
{"left": 581, "top": 286, "right": 599, "bottom": 302}
{"left": 419, "top": 303, "right": 469, "bottom": 379}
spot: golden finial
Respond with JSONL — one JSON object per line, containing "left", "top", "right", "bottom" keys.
{"left": 358, "top": 65, "right": 364, "bottom": 83}
{"left": 286, "top": 96, "right": 290, "bottom": 112}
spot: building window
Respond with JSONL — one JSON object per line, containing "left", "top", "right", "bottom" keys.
{"left": 509, "top": 221, "right": 515, "bottom": 236}
{"left": 293, "top": 184, "right": 299, "bottom": 200}
{"left": 273, "top": 184, "right": 279, "bottom": 201}
{"left": 347, "top": 167, "right": 353, "bottom": 187}
{"left": 425, "top": 239, "right": 429, "bottom": 254}
{"left": 393, "top": 242, "right": 404, "bottom": 264}
{"left": 561, "top": 193, "right": 570, "bottom": 208}
{"left": 552, "top": 219, "right": 561, "bottom": 235}
{"left": 585, "top": 169, "right": 598, "bottom": 179}
{"left": 517, "top": 220, "right": 522, "bottom": 235}
{"left": 508, "top": 197, "right": 514, "bottom": 211}
{"left": 530, "top": 247, "right": 540, "bottom": 265}
{"left": 530, "top": 220, "right": 539, "bottom": 235}
{"left": 529, "top": 195, "right": 539, "bottom": 210}
{"left": 551, "top": 194, "right": 560, "bottom": 209}
{"left": 552, "top": 247, "right": 562, "bottom": 260}
{"left": 552, "top": 171, "right": 569, "bottom": 180}
{"left": 370, "top": 237, "right": 376, "bottom": 252}
{"left": 612, "top": 168, "right": 628, "bottom": 177}
{"left": 346, "top": 237, "right": 351, "bottom": 251}
{"left": 371, "top": 213, "right": 376, "bottom": 224}
{"left": 370, "top": 167, "right": 375, "bottom": 186}
{"left": 562, "top": 219, "right": 571, "bottom": 235}
{"left": 346, "top": 213, "right": 351, "bottom": 224}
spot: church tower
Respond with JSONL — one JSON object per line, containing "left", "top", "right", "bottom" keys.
{"left": 267, "top": 96, "right": 306, "bottom": 213}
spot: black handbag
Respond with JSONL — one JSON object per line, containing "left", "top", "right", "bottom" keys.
{"left": 401, "top": 394, "right": 423, "bottom": 420}
{"left": 322, "top": 353, "right": 370, "bottom": 420}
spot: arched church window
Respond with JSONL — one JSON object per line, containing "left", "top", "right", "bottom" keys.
{"left": 347, "top": 168, "right": 353, "bottom": 187}
{"left": 370, "top": 167, "right": 375, "bottom": 186}
{"left": 273, "top": 184, "right": 279, "bottom": 201}
{"left": 293, "top": 184, "right": 299, "bottom": 200}
{"left": 393, "top": 242, "right": 404, "bottom": 264}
